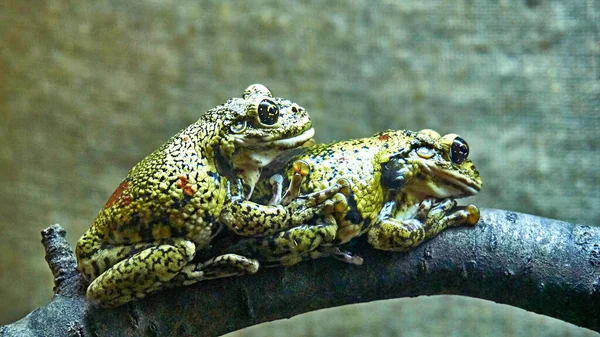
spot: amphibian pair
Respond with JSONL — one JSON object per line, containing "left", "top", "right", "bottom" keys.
{"left": 76, "top": 85, "right": 482, "bottom": 307}
{"left": 223, "top": 129, "right": 481, "bottom": 266}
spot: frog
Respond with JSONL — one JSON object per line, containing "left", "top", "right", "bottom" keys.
{"left": 218, "top": 128, "right": 482, "bottom": 266}
{"left": 75, "top": 84, "right": 350, "bottom": 307}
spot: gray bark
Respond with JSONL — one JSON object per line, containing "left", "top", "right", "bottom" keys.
{"left": 2, "top": 208, "right": 599, "bottom": 337}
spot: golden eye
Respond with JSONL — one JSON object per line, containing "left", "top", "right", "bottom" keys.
{"left": 230, "top": 121, "right": 247, "bottom": 134}
{"left": 417, "top": 147, "right": 435, "bottom": 159}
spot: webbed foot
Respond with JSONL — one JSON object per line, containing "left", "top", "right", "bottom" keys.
{"left": 368, "top": 198, "right": 480, "bottom": 252}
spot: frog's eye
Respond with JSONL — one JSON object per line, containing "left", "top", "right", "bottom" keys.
{"left": 450, "top": 136, "right": 469, "bottom": 164}
{"left": 230, "top": 121, "right": 247, "bottom": 134}
{"left": 416, "top": 147, "right": 435, "bottom": 159}
{"left": 257, "top": 99, "right": 279, "bottom": 126}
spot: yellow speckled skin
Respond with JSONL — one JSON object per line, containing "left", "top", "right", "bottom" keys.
{"left": 236, "top": 129, "right": 482, "bottom": 265}
{"left": 75, "top": 84, "right": 348, "bottom": 307}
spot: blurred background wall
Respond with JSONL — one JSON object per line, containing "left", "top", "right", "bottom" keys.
{"left": 0, "top": 0, "right": 598, "bottom": 335}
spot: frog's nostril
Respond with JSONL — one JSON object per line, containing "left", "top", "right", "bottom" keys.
{"left": 292, "top": 106, "right": 298, "bottom": 113}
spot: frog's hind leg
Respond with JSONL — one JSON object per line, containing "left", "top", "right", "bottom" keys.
{"left": 169, "top": 253, "right": 259, "bottom": 287}
{"left": 368, "top": 198, "right": 480, "bottom": 252}
{"left": 227, "top": 214, "right": 339, "bottom": 267}
{"left": 85, "top": 238, "right": 195, "bottom": 307}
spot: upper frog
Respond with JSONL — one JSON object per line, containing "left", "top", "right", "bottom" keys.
{"left": 225, "top": 128, "right": 482, "bottom": 266}
{"left": 75, "top": 84, "right": 349, "bottom": 307}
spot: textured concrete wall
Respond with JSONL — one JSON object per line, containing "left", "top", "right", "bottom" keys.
{"left": 0, "top": 0, "right": 598, "bottom": 334}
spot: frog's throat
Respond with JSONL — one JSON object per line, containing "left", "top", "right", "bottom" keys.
{"left": 415, "top": 160, "right": 481, "bottom": 198}
{"left": 232, "top": 127, "right": 315, "bottom": 198}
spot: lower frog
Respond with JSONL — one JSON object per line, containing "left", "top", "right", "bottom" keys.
{"left": 221, "top": 129, "right": 482, "bottom": 266}
{"left": 76, "top": 84, "right": 348, "bottom": 307}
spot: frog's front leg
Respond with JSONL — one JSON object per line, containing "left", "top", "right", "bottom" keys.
{"left": 220, "top": 178, "right": 350, "bottom": 237}
{"left": 268, "top": 160, "right": 310, "bottom": 206}
{"left": 368, "top": 198, "right": 480, "bottom": 252}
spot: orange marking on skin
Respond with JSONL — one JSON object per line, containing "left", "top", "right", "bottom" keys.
{"left": 182, "top": 135, "right": 190, "bottom": 142}
{"left": 105, "top": 179, "right": 129, "bottom": 208}
{"left": 177, "top": 175, "right": 188, "bottom": 188}
{"left": 177, "top": 175, "right": 195, "bottom": 196}
{"left": 121, "top": 195, "right": 132, "bottom": 206}
{"left": 378, "top": 134, "right": 390, "bottom": 141}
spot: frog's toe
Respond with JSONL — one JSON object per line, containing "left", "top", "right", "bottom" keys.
{"left": 336, "top": 178, "right": 352, "bottom": 197}
{"left": 333, "top": 193, "right": 349, "bottom": 213}
{"left": 426, "top": 198, "right": 457, "bottom": 219}
{"left": 335, "top": 251, "right": 363, "bottom": 265}
{"left": 435, "top": 198, "right": 457, "bottom": 212}
{"left": 292, "top": 160, "right": 311, "bottom": 177}
{"left": 316, "top": 192, "right": 348, "bottom": 215}
{"left": 200, "top": 254, "right": 259, "bottom": 279}
{"left": 269, "top": 174, "right": 284, "bottom": 205}
{"left": 448, "top": 204, "right": 480, "bottom": 226}
{"left": 415, "top": 198, "right": 435, "bottom": 219}
{"left": 318, "top": 246, "right": 364, "bottom": 265}
{"left": 465, "top": 204, "right": 480, "bottom": 225}
{"left": 442, "top": 203, "right": 480, "bottom": 227}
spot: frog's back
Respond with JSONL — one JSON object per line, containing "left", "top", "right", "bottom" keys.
{"left": 280, "top": 136, "right": 383, "bottom": 193}
{"left": 256, "top": 135, "right": 391, "bottom": 223}
{"left": 92, "top": 122, "right": 226, "bottom": 245}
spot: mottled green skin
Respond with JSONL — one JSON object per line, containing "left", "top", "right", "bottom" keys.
{"left": 75, "top": 84, "right": 347, "bottom": 307}
{"left": 238, "top": 129, "right": 482, "bottom": 265}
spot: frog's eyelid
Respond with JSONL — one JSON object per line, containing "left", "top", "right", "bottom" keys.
{"left": 243, "top": 83, "right": 272, "bottom": 99}
{"left": 416, "top": 146, "right": 435, "bottom": 159}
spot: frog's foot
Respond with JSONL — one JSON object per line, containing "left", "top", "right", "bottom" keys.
{"left": 85, "top": 238, "right": 195, "bottom": 307}
{"left": 170, "top": 254, "right": 259, "bottom": 287}
{"left": 311, "top": 246, "right": 364, "bottom": 265}
{"left": 287, "top": 178, "right": 351, "bottom": 226}
{"left": 451, "top": 203, "right": 480, "bottom": 226}
{"left": 417, "top": 198, "right": 480, "bottom": 228}
{"left": 367, "top": 198, "right": 480, "bottom": 252}
{"left": 227, "top": 214, "right": 339, "bottom": 267}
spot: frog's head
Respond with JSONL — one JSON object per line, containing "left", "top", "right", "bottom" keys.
{"left": 380, "top": 129, "right": 482, "bottom": 200}
{"left": 205, "top": 84, "right": 315, "bottom": 194}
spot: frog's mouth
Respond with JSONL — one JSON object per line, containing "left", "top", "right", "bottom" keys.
{"left": 263, "top": 127, "right": 316, "bottom": 149}
{"left": 407, "top": 159, "right": 482, "bottom": 199}
{"left": 232, "top": 127, "right": 315, "bottom": 148}
{"left": 233, "top": 127, "right": 315, "bottom": 166}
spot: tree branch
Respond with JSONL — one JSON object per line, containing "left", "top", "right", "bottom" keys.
{"left": 2, "top": 209, "right": 599, "bottom": 337}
